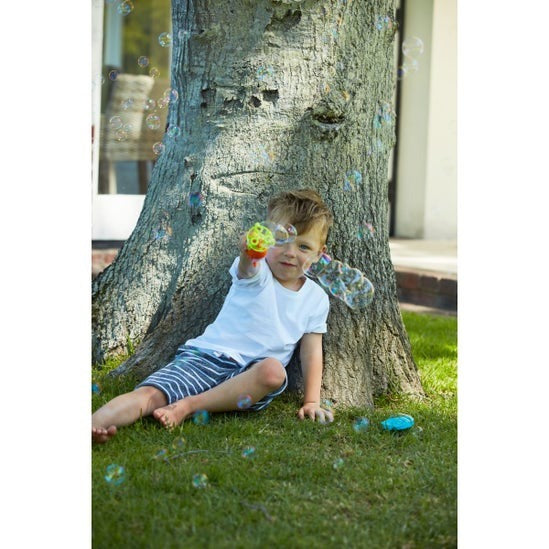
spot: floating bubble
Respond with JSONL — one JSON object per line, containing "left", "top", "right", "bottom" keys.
{"left": 154, "top": 448, "right": 169, "bottom": 460}
{"left": 143, "top": 98, "right": 156, "bottom": 111}
{"left": 402, "top": 37, "right": 424, "bottom": 58}
{"left": 241, "top": 446, "right": 256, "bottom": 459}
{"left": 262, "top": 221, "right": 297, "bottom": 246}
{"left": 117, "top": 0, "right": 134, "bottom": 16}
{"left": 104, "top": 464, "right": 125, "bottom": 485}
{"left": 115, "top": 129, "right": 128, "bottom": 142}
{"left": 92, "top": 383, "right": 101, "bottom": 395}
{"left": 188, "top": 192, "right": 203, "bottom": 208}
{"left": 152, "top": 142, "right": 165, "bottom": 155}
{"left": 146, "top": 113, "right": 161, "bottom": 130}
{"left": 256, "top": 66, "right": 275, "bottom": 82}
{"left": 333, "top": 458, "right": 344, "bottom": 470}
{"left": 158, "top": 32, "right": 172, "bottom": 48}
{"left": 343, "top": 170, "right": 362, "bottom": 191}
{"left": 167, "top": 89, "right": 179, "bottom": 102}
{"left": 237, "top": 394, "right": 253, "bottom": 410}
{"left": 401, "top": 57, "right": 419, "bottom": 76}
{"left": 109, "top": 116, "right": 123, "bottom": 130}
{"left": 357, "top": 222, "right": 375, "bottom": 240}
{"left": 192, "top": 410, "right": 209, "bottom": 425}
{"left": 375, "top": 15, "right": 393, "bottom": 31}
{"left": 137, "top": 56, "right": 149, "bottom": 68}
{"left": 123, "top": 123, "right": 133, "bottom": 133}
{"left": 157, "top": 97, "right": 169, "bottom": 110}
{"left": 171, "top": 437, "right": 186, "bottom": 451}
{"left": 108, "top": 69, "right": 119, "bottom": 81}
{"left": 192, "top": 473, "right": 208, "bottom": 488}
{"left": 166, "top": 125, "right": 180, "bottom": 138}
{"left": 352, "top": 417, "right": 370, "bottom": 432}
{"left": 149, "top": 67, "right": 160, "bottom": 78}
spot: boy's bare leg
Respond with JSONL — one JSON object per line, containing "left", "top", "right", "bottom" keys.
{"left": 152, "top": 358, "right": 286, "bottom": 428}
{"left": 92, "top": 386, "right": 167, "bottom": 443}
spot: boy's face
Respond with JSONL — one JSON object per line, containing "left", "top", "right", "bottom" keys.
{"left": 265, "top": 221, "right": 327, "bottom": 290}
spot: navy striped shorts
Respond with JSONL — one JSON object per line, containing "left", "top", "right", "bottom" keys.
{"left": 136, "top": 345, "right": 288, "bottom": 411}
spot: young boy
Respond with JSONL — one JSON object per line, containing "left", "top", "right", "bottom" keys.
{"left": 92, "top": 188, "right": 334, "bottom": 443}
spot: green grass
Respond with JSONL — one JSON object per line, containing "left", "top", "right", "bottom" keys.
{"left": 93, "top": 311, "right": 457, "bottom": 548}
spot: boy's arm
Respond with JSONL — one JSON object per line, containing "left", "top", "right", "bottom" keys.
{"left": 297, "top": 333, "right": 334, "bottom": 422}
{"left": 237, "top": 233, "right": 261, "bottom": 279}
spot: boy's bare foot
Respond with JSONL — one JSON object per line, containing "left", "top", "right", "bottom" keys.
{"left": 153, "top": 402, "right": 190, "bottom": 428}
{"left": 92, "top": 425, "right": 117, "bottom": 444}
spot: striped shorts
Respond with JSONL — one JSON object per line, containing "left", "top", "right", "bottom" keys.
{"left": 136, "top": 345, "right": 288, "bottom": 411}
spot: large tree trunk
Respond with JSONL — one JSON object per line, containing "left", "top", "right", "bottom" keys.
{"left": 92, "top": 0, "right": 424, "bottom": 406}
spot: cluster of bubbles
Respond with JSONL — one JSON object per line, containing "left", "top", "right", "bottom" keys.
{"left": 158, "top": 32, "right": 172, "bottom": 48}
{"left": 237, "top": 394, "right": 253, "bottom": 410}
{"left": 117, "top": 0, "right": 134, "bottom": 17}
{"left": 104, "top": 464, "right": 125, "bottom": 485}
{"left": 373, "top": 101, "right": 395, "bottom": 130}
{"left": 241, "top": 446, "right": 256, "bottom": 459}
{"left": 256, "top": 66, "right": 275, "bottom": 82}
{"left": 375, "top": 14, "right": 394, "bottom": 31}
{"left": 357, "top": 221, "right": 375, "bottom": 240}
{"left": 193, "top": 410, "right": 210, "bottom": 425}
{"left": 192, "top": 473, "right": 208, "bottom": 489}
{"left": 399, "top": 37, "right": 424, "bottom": 79}
{"left": 306, "top": 253, "right": 375, "bottom": 310}
{"left": 343, "top": 170, "right": 362, "bottom": 192}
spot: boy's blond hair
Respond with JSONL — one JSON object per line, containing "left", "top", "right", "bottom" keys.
{"left": 267, "top": 188, "right": 333, "bottom": 245}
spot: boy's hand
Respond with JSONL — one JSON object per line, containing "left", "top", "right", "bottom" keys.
{"left": 297, "top": 402, "right": 334, "bottom": 423}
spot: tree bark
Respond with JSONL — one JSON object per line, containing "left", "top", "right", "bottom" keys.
{"left": 92, "top": 0, "right": 424, "bottom": 406}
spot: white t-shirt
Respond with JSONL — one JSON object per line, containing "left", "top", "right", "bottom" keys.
{"left": 185, "top": 257, "right": 330, "bottom": 367}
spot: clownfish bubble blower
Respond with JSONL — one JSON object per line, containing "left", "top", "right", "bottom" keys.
{"left": 245, "top": 221, "right": 297, "bottom": 266}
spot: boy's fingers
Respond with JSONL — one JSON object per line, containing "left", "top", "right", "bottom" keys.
{"left": 297, "top": 409, "right": 304, "bottom": 420}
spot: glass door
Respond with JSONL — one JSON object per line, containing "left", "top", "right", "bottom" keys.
{"left": 92, "top": 0, "right": 172, "bottom": 240}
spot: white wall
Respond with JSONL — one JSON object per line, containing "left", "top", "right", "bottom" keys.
{"left": 395, "top": 0, "right": 457, "bottom": 240}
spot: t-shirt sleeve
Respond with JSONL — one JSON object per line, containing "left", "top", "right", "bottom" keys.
{"left": 229, "top": 256, "right": 270, "bottom": 287}
{"left": 306, "top": 291, "right": 330, "bottom": 334}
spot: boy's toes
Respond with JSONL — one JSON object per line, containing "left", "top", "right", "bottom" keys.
{"left": 106, "top": 425, "right": 117, "bottom": 436}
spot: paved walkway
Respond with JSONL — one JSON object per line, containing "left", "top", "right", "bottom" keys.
{"left": 389, "top": 238, "right": 457, "bottom": 315}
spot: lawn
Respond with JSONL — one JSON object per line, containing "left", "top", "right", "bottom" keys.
{"left": 92, "top": 311, "right": 457, "bottom": 548}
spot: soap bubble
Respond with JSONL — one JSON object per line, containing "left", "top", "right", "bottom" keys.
{"left": 402, "top": 37, "right": 424, "bottom": 58}
{"left": 192, "top": 410, "right": 210, "bottom": 425}
{"left": 353, "top": 417, "right": 370, "bottom": 432}
{"left": 104, "top": 464, "right": 125, "bottom": 485}
{"left": 343, "top": 170, "right": 362, "bottom": 191}
{"left": 154, "top": 448, "right": 169, "bottom": 460}
{"left": 158, "top": 32, "right": 172, "bottom": 48}
{"left": 163, "top": 88, "right": 179, "bottom": 103}
{"left": 92, "top": 383, "right": 101, "bottom": 395}
{"left": 143, "top": 98, "right": 156, "bottom": 111}
{"left": 188, "top": 192, "right": 203, "bottom": 208}
{"left": 241, "top": 446, "right": 256, "bottom": 458}
{"left": 171, "top": 437, "right": 186, "bottom": 451}
{"left": 237, "top": 394, "right": 253, "bottom": 410}
{"left": 115, "top": 129, "right": 128, "bottom": 141}
{"left": 117, "top": 0, "right": 134, "bottom": 16}
{"left": 358, "top": 222, "right": 375, "bottom": 240}
{"left": 149, "top": 67, "right": 160, "bottom": 78}
{"left": 262, "top": 221, "right": 297, "bottom": 246}
{"left": 166, "top": 125, "right": 180, "bottom": 138}
{"left": 108, "top": 69, "right": 119, "bottom": 81}
{"left": 152, "top": 142, "right": 165, "bottom": 155}
{"left": 333, "top": 458, "right": 344, "bottom": 470}
{"left": 322, "top": 399, "right": 334, "bottom": 410}
{"left": 145, "top": 113, "right": 161, "bottom": 130}
{"left": 121, "top": 98, "right": 134, "bottom": 110}
{"left": 256, "top": 66, "right": 275, "bottom": 82}
{"left": 109, "top": 116, "right": 123, "bottom": 130}
{"left": 192, "top": 473, "right": 208, "bottom": 488}
{"left": 375, "top": 15, "right": 393, "bottom": 31}
{"left": 157, "top": 97, "right": 169, "bottom": 109}
{"left": 137, "top": 56, "right": 149, "bottom": 68}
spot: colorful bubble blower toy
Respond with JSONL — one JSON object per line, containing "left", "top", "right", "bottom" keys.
{"left": 246, "top": 221, "right": 297, "bottom": 266}
{"left": 306, "top": 253, "right": 375, "bottom": 309}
